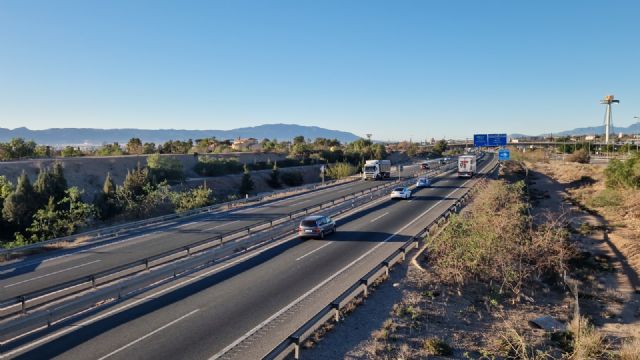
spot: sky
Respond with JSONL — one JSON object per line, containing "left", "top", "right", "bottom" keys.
{"left": 1, "top": 0, "right": 639, "bottom": 141}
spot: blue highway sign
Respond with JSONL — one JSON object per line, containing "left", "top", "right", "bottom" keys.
{"left": 488, "top": 133, "right": 507, "bottom": 146}
{"left": 498, "top": 149, "right": 510, "bottom": 161}
{"left": 473, "top": 134, "right": 488, "bottom": 147}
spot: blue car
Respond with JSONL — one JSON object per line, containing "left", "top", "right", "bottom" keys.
{"left": 415, "top": 177, "right": 431, "bottom": 188}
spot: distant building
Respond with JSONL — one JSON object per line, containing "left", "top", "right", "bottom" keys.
{"left": 231, "top": 137, "right": 260, "bottom": 151}
{"left": 584, "top": 135, "right": 596, "bottom": 141}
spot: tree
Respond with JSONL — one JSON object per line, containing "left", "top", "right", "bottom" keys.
{"left": 126, "top": 138, "right": 144, "bottom": 155}
{"left": 433, "top": 140, "right": 448, "bottom": 156}
{"left": 267, "top": 161, "right": 281, "bottom": 188}
{"left": 0, "top": 176, "right": 14, "bottom": 237}
{"left": 26, "top": 188, "right": 95, "bottom": 242}
{"left": 292, "top": 135, "right": 306, "bottom": 145}
{"left": 2, "top": 171, "right": 38, "bottom": 229}
{"left": 34, "top": 163, "right": 68, "bottom": 206}
{"left": 122, "top": 163, "right": 150, "bottom": 200}
{"left": 143, "top": 142, "right": 157, "bottom": 154}
{"left": 239, "top": 164, "right": 254, "bottom": 196}
{"left": 94, "top": 172, "right": 120, "bottom": 220}
{"left": 60, "top": 146, "right": 82, "bottom": 157}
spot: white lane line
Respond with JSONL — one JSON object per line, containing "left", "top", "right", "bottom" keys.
{"left": 3, "top": 260, "right": 102, "bottom": 288}
{"left": 296, "top": 242, "right": 333, "bottom": 261}
{"left": 176, "top": 221, "right": 199, "bottom": 229}
{"left": 0, "top": 160, "right": 494, "bottom": 359}
{"left": 208, "top": 161, "right": 501, "bottom": 360}
{"left": 369, "top": 212, "right": 389, "bottom": 223}
{"left": 97, "top": 309, "right": 200, "bottom": 360}
{"left": 204, "top": 220, "right": 240, "bottom": 231}
{"left": 209, "top": 180, "right": 475, "bottom": 360}
{"left": 0, "top": 231, "right": 302, "bottom": 359}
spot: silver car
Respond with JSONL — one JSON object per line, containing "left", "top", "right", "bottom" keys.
{"left": 298, "top": 215, "right": 336, "bottom": 239}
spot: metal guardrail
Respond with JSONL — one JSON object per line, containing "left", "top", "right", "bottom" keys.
{"left": 0, "top": 171, "right": 441, "bottom": 346}
{"left": 0, "top": 178, "right": 409, "bottom": 318}
{"left": 0, "top": 174, "right": 364, "bottom": 260}
{"left": 263, "top": 159, "right": 498, "bottom": 360}
{"left": 0, "top": 160, "right": 462, "bottom": 350}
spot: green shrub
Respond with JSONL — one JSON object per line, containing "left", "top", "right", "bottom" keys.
{"left": 147, "top": 154, "right": 184, "bottom": 182}
{"left": 588, "top": 188, "right": 622, "bottom": 208}
{"left": 326, "top": 162, "right": 358, "bottom": 180}
{"left": 604, "top": 153, "right": 640, "bottom": 189}
{"left": 171, "top": 186, "right": 213, "bottom": 212}
{"left": 422, "top": 337, "right": 453, "bottom": 356}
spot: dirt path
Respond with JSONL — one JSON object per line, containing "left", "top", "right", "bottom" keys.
{"left": 528, "top": 167, "right": 640, "bottom": 341}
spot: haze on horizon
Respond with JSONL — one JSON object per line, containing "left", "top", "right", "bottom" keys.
{"left": 1, "top": 0, "right": 638, "bottom": 141}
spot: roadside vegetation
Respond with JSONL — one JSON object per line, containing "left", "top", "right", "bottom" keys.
{"left": 345, "top": 159, "right": 639, "bottom": 360}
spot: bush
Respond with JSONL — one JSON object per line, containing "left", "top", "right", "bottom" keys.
{"left": 171, "top": 186, "right": 213, "bottom": 212}
{"left": 427, "top": 180, "right": 571, "bottom": 299}
{"left": 326, "top": 162, "right": 357, "bottom": 180}
{"left": 604, "top": 153, "right": 640, "bottom": 189}
{"left": 147, "top": 154, "right": 184, "bottom": 182}
{"left": 194, "top": 157, "right": 243, "bottom": 176}
{"left": 566, "top": 148, "right": 590, "bottom": 164}
{"left": 422, "top": 337, "right": 453, "bottom": 356}
{"left": 281, "top": 171, "right": 304, "bottom": 187}
{"left": 588, "top": 188, "right": 622, "bottom": 208}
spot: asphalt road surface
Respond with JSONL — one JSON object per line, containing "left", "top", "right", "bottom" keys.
{"left": 5, "top": 154, "right": 495, "bottom": 360}
{"left": 0, "top": 163, "right": 431, "bottom": 303}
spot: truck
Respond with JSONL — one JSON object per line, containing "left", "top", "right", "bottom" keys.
{"left": 362, "top": 159, "right": 391, "bottom": 180}
{"left": 457, "top": 155, "right": 476, "bottom": 178}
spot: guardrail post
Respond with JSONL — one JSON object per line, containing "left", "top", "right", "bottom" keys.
{"left": 145, "top": 259, "right": 150, "bottom": 271}
{"left": 332, "top": 303, "right": 340, "bottom": 322}
{"left": 400, "top": 248, "right": 406, "bottom": 261}
{"left": 292, "top": 337, "right": 301, "bottom": 359}
{"left": 91, "top": 275, "right": 96, "bottom": 288}
{"left": 20, "top": 296, "right": 26, "bottom": 314}
{"left": 359, "top": 279, "right": 369, "bottom": 298}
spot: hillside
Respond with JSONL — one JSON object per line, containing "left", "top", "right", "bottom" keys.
{"left": 0, "top": 124, "right": 361, "bottom": 146}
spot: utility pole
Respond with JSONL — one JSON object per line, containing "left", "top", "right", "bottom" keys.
{"left": 601, "top": 95, "right": 620, "bottom": 144}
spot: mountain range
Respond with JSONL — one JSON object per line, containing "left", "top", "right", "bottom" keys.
{"left": 511, "top": 123, "right": 640, "bottom": 138}
{"left": 0, "top": 124, "right": 361, "bottom": 146}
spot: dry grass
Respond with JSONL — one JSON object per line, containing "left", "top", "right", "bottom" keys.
{"left": 619, "top": 337, "right": 640, "bottom": 360}
{"left": 567, "top": 315, "right": 608, "bottom": 360}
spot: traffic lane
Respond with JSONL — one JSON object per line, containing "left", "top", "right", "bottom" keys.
{"left": 0, "top": 160, "right": 442, "bottom": 299}
{"left": 15, "top": 163, "right": 476, "bottom": 359}
{"left": 0, "top": 173, "right": 410, "bottom": 298}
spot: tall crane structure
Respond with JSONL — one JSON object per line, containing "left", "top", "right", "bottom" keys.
{"left": 600, "top": 95, "right": 620, "bottom": 144}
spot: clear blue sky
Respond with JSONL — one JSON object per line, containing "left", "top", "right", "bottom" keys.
{"left": 1, "top": 0, "right": 638, "bottom": 141}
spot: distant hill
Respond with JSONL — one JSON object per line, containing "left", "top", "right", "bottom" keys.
{"left": 510, "top": 123, "right": 640, "bottom": 138}
{"left": 0, "top": 124, "right": 361, "bottom": 146}
{"left": 554, "top": 123, "right": 640, "bottom": 136}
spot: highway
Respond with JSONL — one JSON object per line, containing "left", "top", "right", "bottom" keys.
{"left": 5, "top": 154, "right": 496, "bottom": 360}
{"left": 0, "top": 163, "right": 429, "bottom": 305}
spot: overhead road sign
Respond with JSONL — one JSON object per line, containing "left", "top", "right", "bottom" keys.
{"left": 473, "top": 134, "right": 488, "bottom": 147}
{"left": 488, "top": 133, "right": 507, "bottom": 146}
{"left": 498, "top": 149, "right": 510, "bottom": 161}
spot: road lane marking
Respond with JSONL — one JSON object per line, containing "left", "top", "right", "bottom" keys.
{"left": 369, "top": 212, "right": 389, "bottom": 223}
{"left": 176, "top": 221, "right": 198, "bottom": 229}
{"left": 0, "top": 159, "right": 494, "bottom": 358}
{"left": 209, "top": 159, "right": 496, "bottom": 360}
{"left": 97, "top": 309, "right": 200, "bottom": 360}
{"left": 204, "top": 220, "right": 240, "bottom": 231}
{"left": 296, "top": 242, "right": 333, "bottom": 261}
{"left": 3, "top": 260, "right": 102, "bottom": 288}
